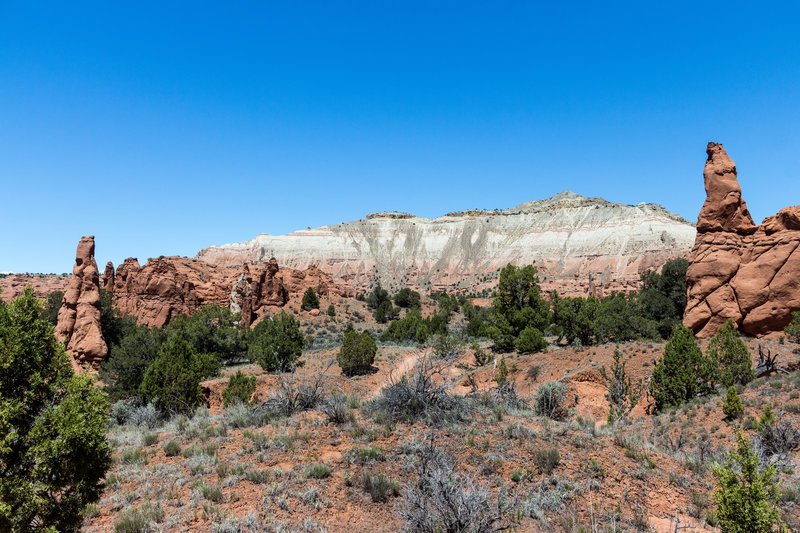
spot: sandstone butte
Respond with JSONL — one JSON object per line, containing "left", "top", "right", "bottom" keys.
{"left": 54, "top": 236, "right": 108, "bottom": 368}
{"left": 196, "top": 191, "right": 697, "bottom": 298}
{"left": 684, "top": 142, "right": 800, "bottom": 337}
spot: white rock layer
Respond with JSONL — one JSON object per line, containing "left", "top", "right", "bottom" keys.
{"left": 197, "top": 192, "right": 696, "bottom": 296}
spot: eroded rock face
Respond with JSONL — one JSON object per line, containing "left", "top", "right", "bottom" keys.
{"left": 101, "top": 261, "right": 115, "bottom": 292}
{"left": 54, "top": 236, "right": 108, "bottom": 367}
{"left": 684, "top": 143, "right": 800, "bottom": 337}
{"left": 112, "top": 255, "right": 338, "bottom": 328}
{"left": 197, "top": 191, "right": 697, "bottom": 298}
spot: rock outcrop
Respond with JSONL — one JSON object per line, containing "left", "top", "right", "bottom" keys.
{"left": 197, "top": 191, "right": 696, "bottom": 297}
{"left": 112, "top": 255, "right": 338, "bottom": 328}
{"left": 54, "top": 236, "right": 108, "bottom": 367}
{"left": 101, "top": 261, "right": 115, "bottom": 292}
{"left": 0, "top": 273, "right": 70, "bottom": 302}
{"left": 684, "top": 142, "right": 800, "bottom": 337}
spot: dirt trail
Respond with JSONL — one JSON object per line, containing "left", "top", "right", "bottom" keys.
{"left": 372, "top": 348, "right": 429, "bottom": 396}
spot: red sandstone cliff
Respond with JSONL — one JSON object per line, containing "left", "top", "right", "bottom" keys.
{"left": 684, "top": 143, "right": 800, "bottom": 337}
{"left": 111, "top": 255, "right": 341, "bottom": 328}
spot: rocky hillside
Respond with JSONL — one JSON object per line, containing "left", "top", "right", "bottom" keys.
{"left": 197, "top": 191, "right": 696, "bottom": 296}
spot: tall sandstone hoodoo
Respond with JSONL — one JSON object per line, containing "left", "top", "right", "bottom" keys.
{"left": 55, "top": 236, "right": 108, "bottom": 367}
{"left": 684, "top": 142, "right": 800, "bottom": 337}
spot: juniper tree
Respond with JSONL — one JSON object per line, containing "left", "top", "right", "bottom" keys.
{"left": 0, "top": 288, "right": 111, "bottom": 532}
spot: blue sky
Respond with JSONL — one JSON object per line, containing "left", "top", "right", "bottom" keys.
{"left": 1, "top": 2, "right": 799, "bottom": 273}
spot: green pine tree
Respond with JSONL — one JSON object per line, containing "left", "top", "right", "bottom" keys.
{"left": 0, "top": 288, "right": 112, "bottom": 532}
{"left": 301, "top": 288, "right": 320, "bottom": 311}
{"left": 649, "top": 325, "right": 714, "bottom": 411}
{"left": 713, "top": 432, "right": 781, "bottom": 533}
{"left": 723, "top": 386, "right": 744, "bottom": 420}
{"left": 707, "top": 319, "right": 755, "bottom": 388}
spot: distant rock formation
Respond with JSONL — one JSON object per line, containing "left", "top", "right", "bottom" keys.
{"left": 197, "top": 191, "right": 696, "bottom": 298}
{"left": 0, "top": 273, "right": 70, "bottom": 302}
{"left": 54, "top": 236, "right": 108, "bottom": 367}
{"left": 111, "top": 255, "right": 338, "bottom": 328}
{"left": 684, "top": 142, "right": 800, "bottom": 337}
{"left": 101, "top": 261, "right": 115, "bottom": 292}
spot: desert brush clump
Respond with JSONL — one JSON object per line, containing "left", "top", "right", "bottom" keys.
{"left": 0, "top": 288, "right": 112, "bottom": 532}
{"left": 222, "top": 370, "right": 257, "bottom": 406}
{"left": 399, "top": 437, "right": 519, "bottom": 532}
{"left": 337, "top": 325, "right": 377, "bottom": 376}
{"left": 601, "top": 348, "right": 640, "bottom": 423}
{"left": 785, "top": 312, "right": 800, "bottom": 344}
{"left": 368, "top": 354, "right": 469, "bottom": 424}
{"left": 534, "top": 381, "right": 567, "bottom": 420}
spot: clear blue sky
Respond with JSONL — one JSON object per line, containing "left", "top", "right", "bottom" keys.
{"left": 2, "top": 2, "right": 799, "bottom": 273}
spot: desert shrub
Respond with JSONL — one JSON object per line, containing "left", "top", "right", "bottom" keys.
{"left": 224, "top": 402, "right": 272, "bottom": 428}
{"left": 394, "top": 288, "right": 421, "bottom": 309}
{"left": 649, "top": 325, "right": 714, "bottom": 412}
{"left": 785, "top": 312, "right": 800, "bottom": 344}
{"left": 368, "top": 355, "right": 468, "bottom": 424}
{"left": 399, "top": 438, "right": 518, "bottom": 532}
{"left": 494, "top": 357, "right": 509, "bottom": 386}
{"left": 0, "top": 288, "right": 111, "bottom": 532}
{"left": 261, "top": 372, "right": 327, "bottom": 417}
{"left": 636, "top": 258, "right": 689, "bottom": 337}
{"left": 101, "top": 325, "right": 167, "bottom": 402}
{"left": 248, "top": 312, "right": 305, "bottom": 372}
{"left": 345, "top": 446, "right": 386, "bottom": 464}
{"left": 114, "top": 502, "right": 164, "bottom": 533}
{"left": 222, "top": 370, "right": 257, "bottom": 407}
{"left": 431, "top": 333, "right": 465, "bottom": 360}
{"left": 98, "top": 287, "right": 138, "bottom": 349}
{"left": 166, "top": 304, "right": 247, "bottom": 365}
{"left": 139, "top": 335, "right": 220, "bottom": 415}
{"left": 471, "top": 342, "right": 493, "bottom": 366}
{"left": 707, "top": 319, "right": 755, "bottom": 388}
{"left": 304, "top": 463, "right": 331, "bottom": 479}
{"left": 534, "top": 381, "right": 567, "bottom": 420}
{"left": 320, "top": 393, "right": 353, "bottom": 424}
{"left": 526, "top": 364, "right": 540, "bottom": 381}
{"left": 125, "top": 402, "right": 162, "bottom": 428}
{"left": 601, "top": 348, "right": 640, "bottom": 423}
{"left": 514, "top": 325, "right": 547, "bottom": 353}
{"left": 326, "top": 304, "right": 336, "bottom": 317}
{"left": 723, "top": 386, "right": 744, "bottom": 420}
{"left": 375, "top": 300, "right": 398, "bottom": 323}
{"left": 366, "top": 283, "right": 391, "bottom": 310}
{"left": 361, "top": 471, "right": 400, "bottom": 502}
{"left": 163, "top": 441, "right": 181, "bottom": 457}
{"left": 301, "top": 288, "right": 320, "bottom": 311}
{"left": 337, "top": 326, "right": 377, "bottom": 376}
{"left": 381, "top": 309, "right": 433, "bottom": 343}
{"left": 462, "top": 301, "right": 491, "bottom": 338}
{"left": 757, "top": 411, "right": 800, "bottom": 463}
{"left": 39, "top": 289, "right": 64, "bottom": 326}
{"left": 532, "top": 448, "right": 560, "bottom": 475}
{"left": 713, "top": 433, "right": 781, "bottom": 533}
